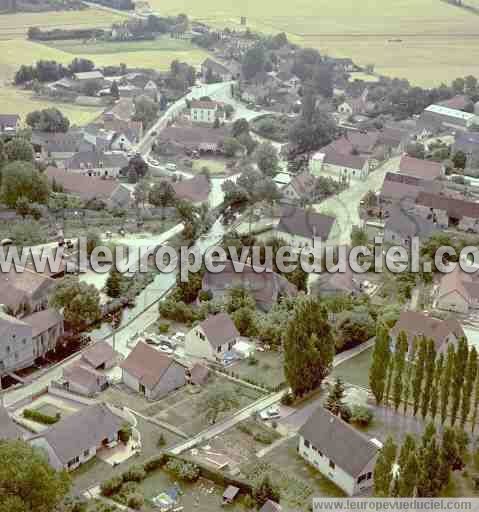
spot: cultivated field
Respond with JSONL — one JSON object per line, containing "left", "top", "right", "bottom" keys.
{"left": 148, "top": 0, "right": 479, "bottom": 86}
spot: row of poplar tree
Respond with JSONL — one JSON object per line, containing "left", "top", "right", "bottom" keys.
{"left": 369, "top": 324, "right": 479, "bottom": 430}
{"left": 374, "top": 424, "right": 468, "bottom": 497}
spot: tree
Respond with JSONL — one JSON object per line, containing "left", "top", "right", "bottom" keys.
{"left": 1, "top": 161, "right": 49, "bottom": 207}
{"left": 201, "top": 385, "right": 239, "bottom": 424}
{"left": 452, "top": 77, "right": 465, "bottom": 95}
{"left": 398, "top": 434, "right": 416, "bottom": 470}
{"left": 253, "top": 474, "right": 280, "bottom": 508}
{"left": 374, "top": 437, "right": 397, "bottom": 496}
{"left": 451, "top": 337, "right": 468, "bottom": 426}
{"left": 421, "top": 338, "right": 436, "bottom": 419}
{"left": 231, "top": 306, "right": 257, "bottom": 337}
{"left": 402, "top": 337, "right": 417, "bottom": 415}
{"left": 393, "top": 331, "right": 408, "bottom": 411}
{"left": 134, "top": 95, "right": 159, "bottom": 129}
{"left": 68, "top": 58, "right": 94, "bottom": 74}
{"left": 4, "top": 137, "right": 34, "bottom": 162}
{"left": 222, "top": 136, "right": 243, "bottom": 157}
{"left": 453, "top": 150, "right": 467, "bottom": 170}
{"left": 289, "top": 109, "right": 337, "bottom": 156}
{"left": 429, "top": 352, "right": 443, "bottom": 421}
{"left": 26, "top": 108, "right": 69, "bottom": 133}
{"left": 441, "top": 344, "right": 455, "bottom": 424}
{"left": 325, "top": 378, "right": 347, "bottom": 418}
{"left": 472, "top": 364, "right": 479, "bottom": 432}
{"left": 370, "top": 324, "right": 391, "bottom": 404}
{"left": 460, "top": 346, "right": 477, "bottom": 427}
{"left": 406, "top": 142, "right": 425, "bottom": 159}
{"left": 85, "top": 230, "right": 101, "bottom": 257}
{"left": 283, "top": 297, "right": 335, "bottom": 397}
{"left": 255, "top": 141, "right": 279, "bottom": 176}
{"left": 412, "top": 337, "right": 427, "bottom": 416}
{"left": 351, "top": 226, "right": 368, "bottom": 247}
{"left": 0, "top": 440, "right": 71, "bottom": 512}
{"left": 133, "top": 179, "right": 150, "bottom": 207}
{"left": 105, "top": 268, "right": 123, "bottom": 298}
{"left": 50, "top": 277, "right": 101, "bottom": 331}
{"left": 149, "top": 180, "right": 176, "bottom": 216}
{"left": 110, "top": 80, "right": 120, "bottom": 100}
{"left": 127, "top": 155, "right": 148, "bottom": 183}
{"left": 231, "top": 118, "right": 250, "bottom": 138}
{"left": 417, "top": 436, "right": 441, "bottom": 497}
{"left": 242, "top": 44, "right": 266, "bottom": 80}
{"left": 398, "top": 451, "right": 418, "bottom": 497}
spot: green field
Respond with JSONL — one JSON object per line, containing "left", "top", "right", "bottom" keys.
{"left": 146, "top": 0, "right": 479, "bottom": 86}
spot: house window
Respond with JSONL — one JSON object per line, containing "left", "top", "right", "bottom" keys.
{"left": 304, "top": 439, "right": 310, "bottom": 448}
{"left": 67, "top": 456, "right": 79, "bottom": 467}
{"left": 329, "top": 460, "right": 335, "bottom": 470}
{"left": 6, "top": 346, "right": 10, "bottom": 353}
{"left": 22, "top": 339, "right": 26, "bottom": 345}
{"left": 357, "top": 474, "right": 366, "bottom": 484}
{"left": 217, "top": 346, "right": 222, "bottom": 353}
{"left": 83, "top": 449, "right": 89, "bottom": 457}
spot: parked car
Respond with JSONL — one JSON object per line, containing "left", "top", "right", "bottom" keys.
{"left": 166, "top": 163, "right": 177, "bottom": 171}
{"left": 260, "top": 406, "right": 281, "bottom": 421}
{"left": 145, "top": 337, "right": 160, "bottom": 346}
{"left": 148, "top": 157, "right": 159, "bottom": 166}
{"left": 158, "top": 344, "right": 174, "bottom": 354}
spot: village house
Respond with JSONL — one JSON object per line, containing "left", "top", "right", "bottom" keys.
{"left": 143, "top": 80, "right": 159, "bottom": 102}
{"left": 311, "top": 263, "right": 362, "bottom": 297}
{"left": 281, "top": 171, "right": 317, "bottom": 203}
{"left": 157, "top": 125, "right": 229, "bottom": 156}
{"left": 439, "top": 95, "right": 471, "bottom": 111}
{"left": 0, "top": 308, "right": 63, "bottom": 380}
{"left": 419, "top": 104, "right": 478, "bottom": 131}
{"left": 190, "top": 100, "right": 224, "bottom": 124}
{"left": 46, "top": 167, "right": 131, "bottom": 208}
{"left": 188, "top": 363, "right": 209, "bottom": 386}
{"left": 311, "top": 150, "right": 369, "bottom": 182}
{"left": 435, "top": 265, "right": 479, "bottom": 314}
{"left": 81, "top": 340, "right": 120, "bottom": 370}
{"left": 201, "top": 260, "right": 297, "bottom": 312}
{"left": 260, "top": 501, "right": 282, "bottom": 512}
{"left": 298, "top": 406, "right": 380, "bottom": 496}
{"left": 61, "top": 363, "right": 109, "bottom": 397}
{"left": 415, "top": 191, "right": 479, "bottom": 232}
{"left": 29, "top": 403, "right": 126, "bottom": 471}
{"left": 64, "top": 150, "right": 129, "bottom": 178}
{"left": 120, "top": 341, "right": 186, "bottom": 399}
{"left": 383, "top": 203, "right": 437, "bottom": 246}
{"left": 0, "top": 114, "right": 20, "bottom": 135}
{"left": 201, "top": 58, "right": 234, "bottom": 82}
{"left": 74, "top": 70, "right": 104, "bottom": 82}
{"left": 337, "top": 90, "right": 374, "bottom": 117}
{"left": 273, "top": 205, "right": 336, "bottom": 247}
{"left": 0, "top": 266, "right": 57, "bottom": 317}
{"left": 31, "top": 131, "right": 94, "bottom": 161}
{"left": 185, "top": 312, "right": 239, "bottom": 362}
{"left": 390, "top": 311, "right": 465, "bottom": 358}
{"left": 379, "top": 172, "right": 443, "bottom": 206}
{"left": 397, "top": 155, "right": 444, "bottom": 181}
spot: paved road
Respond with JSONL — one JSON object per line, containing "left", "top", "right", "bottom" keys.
{"left": 315, "top": 156, "right": 400, "bottom": 244}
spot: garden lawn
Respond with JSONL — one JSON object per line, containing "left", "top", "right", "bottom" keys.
{"left": 232, "top": 351, "right": 285, "bottom": 389}
{"left": 330, "top": 346, "right": 373, "bottom": 389}
{"left": 192, "top": 158, "right": 226, "bottom": 175}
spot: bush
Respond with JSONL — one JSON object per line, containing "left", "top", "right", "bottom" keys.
{"left": 127, "top": 494, "right": 144, "bottom": 510}
{"left": 165, "top": 459, "right": 200, "bottom": 482}
{"left": 143, "top": 454, "right": 166, "bottom": 472}
{"left": 247, "top": 355, "right": 258, "bottom": 366}
{"left": 350, "top": 405, "right": 374, "bottom": 426}
{"left": 243, "top": 494, "right": 255, "bottom": 509}
{"left": 158, "top": 322, "right": 170, "bottom": 334}
{"left": 122, "top": 465, "right": 146, "bottom": 483}
{"left": 23, "top": 408, "right": 60, "bottom": 425}
{"left": 280, "top": 392, "right": 294, "bottom": 406}
{"left": 118, "top": 424, "right": 132, "bottom": 444}
{"left": 101, "top": 476, "right": 123, "bottom": 497}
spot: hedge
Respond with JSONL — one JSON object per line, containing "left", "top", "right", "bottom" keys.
{"left": 23, "top": 408, "right": 60, "bottom": 425}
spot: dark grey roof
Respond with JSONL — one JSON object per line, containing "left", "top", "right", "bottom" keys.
{"left": 299, "top": 406, "right": 379, "bottom": 476}
{"left": 202, "top": 57, "right": 231, "bottom": 75}
{"left": 35, "top": 403, "right": 124, "bottom": 464}
{"left": 66, "top": 151, "right": 128, "bottom": 169}
{"left": 0, "top": 405, "right": 22, "bottom": 440}
{"left": 277, "top": 206, "right": 335, "bottom": 240}
{"left": 385, "top": 204, "right": 437, "bottom": 239}
{"left": 199, "top": 313, "right": 239, "bottom": 348}
{"left": 0, "top": 114, "right": 19, "bottom": 126}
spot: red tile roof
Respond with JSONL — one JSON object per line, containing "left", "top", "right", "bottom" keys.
{"left": 416, "top": 191, "right": 479, "bottom": 219}
{"left": 82, "top": 341, "right": 119, "bottom": 369}
{"left": 173, "top": 174, "right": 210, "bottom": 203}
{"left": 399, "top": 155, "right": 443, "bottom": 180}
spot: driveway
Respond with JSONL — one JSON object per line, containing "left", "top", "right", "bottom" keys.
{"left": 314, "top": 156, "right": 400, "bottom": 244}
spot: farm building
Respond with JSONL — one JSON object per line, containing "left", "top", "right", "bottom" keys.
{"left": 419, "top": 104, "right": 478, "bottom": 131}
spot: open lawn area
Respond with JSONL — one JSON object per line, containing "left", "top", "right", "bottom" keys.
{"left": 331, "top": 346, "right": 373, "bottom": 389}
{"left": 192, "top": 158, "right": 227, "bottom": 175}
{"left": 0, "top": 9, "right": 127, "bottom": 40}
{"left": 149, "top": 0, "right": 479, "bottom": 86}
{"left": 232, "top": 351, "right": 285, "bottom": 389}
{"left": 41, "top": 36, "right": 208, "bottom": 69}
